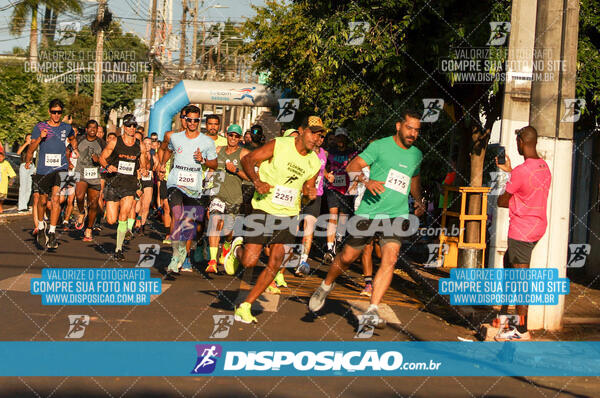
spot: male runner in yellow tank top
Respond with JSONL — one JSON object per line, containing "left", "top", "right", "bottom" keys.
{"left": 224, "top": 116, "right": 325, "bottom": 324}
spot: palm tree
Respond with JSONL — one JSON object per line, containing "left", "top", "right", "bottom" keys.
{"left": 9, "top": 0, "right": 83, "bottom": 68}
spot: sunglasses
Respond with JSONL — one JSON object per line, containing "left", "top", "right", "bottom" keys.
{"left": 50, "top": 110, "right": 63, "bottom": 115}
{"left": 151, "top": 138, "right": 157, "bottom": 141}
{"left": 123, "top": 122, "right": 137, "bottom": 128}
{"left": 185, "top": 117, "right": 200, "bottom": 123}
{"left": 227, "top": 133, "right": 241, "bottom": 138}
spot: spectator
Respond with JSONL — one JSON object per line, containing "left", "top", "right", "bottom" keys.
{"left": 495, "top": 126, "right": 552, "bottom": 341}
{"left": 0, "top": 151, "right": 16, "bottom": 213}
{"left": 17, "top": 134, "right": 35, "bottom": 213}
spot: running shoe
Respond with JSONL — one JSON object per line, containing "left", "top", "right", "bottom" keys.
{"left": 124, "top": 230, "right": 133, "bottom": 243}
{"left": 323, "top": 248, "right": 336, "bottom": 264}
{"left": 36, "top": 222, "right": 47, "bottom": 248}
{"left": 274, "top": 270, "right": 287, "bottom": 288}
{"left": 83, "top": 229, "right": 93, "bottom": 242}
{"left": 363, "top": 307, "right": 386, "bottom": 329}
{"left": 205, "top": 259, "right": 218, "bottom": 273}
{"left": 113, "top": 250, "right": 125, "bottom": 261}
{"left": 47, "top": 232, "right": 58, "bottom": 249}
{"left": 162, "top": 235, "right": 171, "bottom": 245}
{"left": 224, "top": 237, "right": 243, "bottom": 275}
{"left": 62, "top": 220, "right": 69, "bottom": 231}
{"left": 234, "top": 302, "right": 257, "bottom": 324}
{"left": 31, "top": 228, "right": 38, "bottom": 236}
{"left": 360, "top": 283, "right": 373, "bottom": 297}
{"left": 180, "top": 256, "right": 193, "bottom": 272}
{"left": 266, "top": 281, "right": 281, "bottom": 294}
{"left": 75, "top": 215, "right": 85, "bottom": 230}
{"left": 494, "top": 327, "right": 531, "bottom": 341}
{"left": 295, "top": 261, "right": 310, "bottom": 277}
{"left": 308, "top": 282, "right": 335, "bottom": 313}
{"left": 93, "top": 223, "right": 102, "bottom": 232}
{"left": 219, "top": 241, "right": 232, "bottom": 265}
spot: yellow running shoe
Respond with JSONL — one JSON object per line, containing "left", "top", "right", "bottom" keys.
{"left": 274, "top": 270, "right": 287, "bottom": 288}
{"left": 224, "top": 237, "right": 243, "bottom": 275}
{"left": 234, "top": 302, "right": 257, "bottom": 324}
{"left": 266, "top": 280, "right": 281, "bottom": 294}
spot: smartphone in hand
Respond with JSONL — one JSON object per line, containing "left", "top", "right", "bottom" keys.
{"left": 497, "top": 146, "right": 506, "bottom": 165}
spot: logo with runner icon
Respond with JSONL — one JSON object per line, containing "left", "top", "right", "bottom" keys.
{"left": 421, "top": 99, "right": 444, "bottom": 123}
{"left": 567, "top": 243, "right": 590, "bottom": 268}
{"left": 210, "top": 315, "right": 234, "bottom": 338}
{"left": 191, "top": 344, "right": 222, "bottom": 374}
{"left": 65, "top": 315, "right": 89, "bottom": 339}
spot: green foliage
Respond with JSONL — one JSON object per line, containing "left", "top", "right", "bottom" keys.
{"left": 0, "top": 63, "right": 68, "bottom": 144}
{"left": 40, "top": 21, "right": 149, "bottom": 121}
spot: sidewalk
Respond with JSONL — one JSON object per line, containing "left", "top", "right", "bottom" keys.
{"left": 399, "top": 260, "right": 600, "bottom": 341}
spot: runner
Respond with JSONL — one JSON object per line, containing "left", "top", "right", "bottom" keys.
{"left": 205, "top": 114, "right": 227, "bottom": 147}
{"left": 308, "top": 110, "right": 425, "bottom": 329}
{"left": 135, "top": 136, "right": 156, "bottom": 235}
{"left": 295, "top": 127, "right": 328, "bottom": 276}
{"left": 206, "top": 124, "right": 250, "bottom": 273}
{"left": 99, "top": 114, "right": 149, "bottom": 260}
{"left": 74, "top": 120, "right": 105, "bottom": 241}
{"left": 157, "top": 105, "right": 217, "bottom": 278}
{"left": 323, "top": 127, "right": 358, "bottom": 263}
{"left": 224, "top": 116, "right": 324, "bottom": 324}
{"left": 25, "top": 99, "right": 78, "bottom": 250}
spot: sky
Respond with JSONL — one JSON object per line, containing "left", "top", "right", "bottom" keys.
{"left": 0, "top": 0, "right": 266, "bottom": 55}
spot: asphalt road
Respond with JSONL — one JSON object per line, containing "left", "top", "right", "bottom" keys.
{"left": 1, "top": 215, "right": 597, "bottom": 397}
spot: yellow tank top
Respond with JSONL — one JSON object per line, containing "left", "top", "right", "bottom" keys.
{"left": 252, "top": 137, "right": 320, "bottom": 216}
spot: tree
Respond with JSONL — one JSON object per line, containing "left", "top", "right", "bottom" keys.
{"left": 0, "top": 64, "right": 69, "bottom": 144}
{"left": 243, "top": 0, "right": 600, "bottom": 244}
{"left": 9, "top": 0, "right": 83, "bottom": 66}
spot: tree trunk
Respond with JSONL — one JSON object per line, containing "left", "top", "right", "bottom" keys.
{"left": 41, "top": 6, "right": 51, "bottom": 48}
{"left": 465, "top": 125, "right": 490, "bottom": 243}
{"left": 28, "top": 6, "right": 38, "bottom": 71}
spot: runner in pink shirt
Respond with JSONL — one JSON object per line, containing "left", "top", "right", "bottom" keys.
{"left": 496, "top": 125, "right": 551, "bottom": 341}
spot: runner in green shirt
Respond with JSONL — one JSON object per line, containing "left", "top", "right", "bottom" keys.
{"left": 309, "top": 110, "right": 426, "bottom": 329}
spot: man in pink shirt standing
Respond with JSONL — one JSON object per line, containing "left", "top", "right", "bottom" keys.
{"left": 495, "top": 126, "right": 552, "bottom": 341}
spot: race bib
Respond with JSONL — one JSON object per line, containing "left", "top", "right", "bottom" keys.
{"left": 45, "top": 153, "right": 61, "bottom": 167}
{"left": 209, "top": 198, "right": 226, "bottom": 213}
{"left": 272, "top": 185, "right": 298, "bottom": 208}
{"left": 117, "top": 161, "right": 135, "bottom": 175}
{"left": 177, "top": 170, "right": 198, "bottom": 187}
{"left": 83, "top": 168, "right": 98, "bottom": 179}
{"left": 141, "top": 171, "right": 153, "bottom": 181}
{"left": 384, "top": 169, "right": 410, "bottom": 195}
{"left": 333, "top": 174, "right": 347, "bottom": 187}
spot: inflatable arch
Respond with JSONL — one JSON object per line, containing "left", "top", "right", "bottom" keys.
{"left": 147, "top": 80, "right": 279, "bottom": 140}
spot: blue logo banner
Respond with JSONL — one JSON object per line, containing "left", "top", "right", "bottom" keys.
{"left": 1, "top": 342, "right": 599, "bottom": 376}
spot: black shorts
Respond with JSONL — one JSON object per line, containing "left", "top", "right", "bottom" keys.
{"left": 243, "top": 209, "right": 299, "bottom": 246}
{"left": 104, "top": 183, "right": 137, "bottom": 202}
{"left": 344, "top": 216, "right": 406, "bottom": 251}
{"left": 209, "top": 197, "right": 241, "bottom": 215}
{"left": 241, "top": 184, "right": 255, "bottom": 215}
{"left": 326, "top": 190, "right": 356, "bottom": 214}
{"left": 32, "top": 170, "right": 63, "bottom": 196}
{"left": 167, "top": 187, "right": 204, "bottom": 208}
{"left": 159, "top": 182, "right": 167, "bottom": 201}
{"left": 140, "top": 178, "right": 153, "bottom": 189}
{"left": 301, "top": 195, "right": 322, "bottom": 219}
{"left": 78, "top": 179, "right": 101, "bottom": 191}
{"left": 506, "top": 238, "right": 538, "bottom": 265}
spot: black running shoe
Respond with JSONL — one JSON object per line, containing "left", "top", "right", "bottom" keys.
{"left": 47, "top": 232, "right": 58, "bottom": 249}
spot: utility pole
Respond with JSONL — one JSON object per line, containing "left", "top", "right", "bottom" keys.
{"left": 179, "top": 0, "right": 188, "bottom": 75}
{"left": 144, "top": 0, "right": 158, "bottom": 135}
{"left": 191, "top": 0, "right": 199, "bottom": 68}
{"left": 526, "top": 0, "right": 580, "bottom": 331}
{"left": 90, "top": 0, "right": 107, "bottom": 121}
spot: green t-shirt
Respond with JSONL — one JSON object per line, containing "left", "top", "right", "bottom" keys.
{"left": 356, "top": 136, "right": 423, "bottom": 219}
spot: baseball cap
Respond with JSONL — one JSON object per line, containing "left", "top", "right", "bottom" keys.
{"left": 334, "top": 127, "right": 348, "bottom": 137}
{"left": 283, "top": 128, "right": 298, "bottom": 137}
{"left": 307, "top": 116, "right": 325, "bottom": 132}
{"left": 227, "top": 124, "right": 243, "bottom": 135}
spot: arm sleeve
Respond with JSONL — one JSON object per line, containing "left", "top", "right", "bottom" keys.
{"left": 203, "top": 139, "right": 217, "bottom": 160}
{"left": 505, "top": 167, "right": 521, "bottom": 194}
{"left": 31, "top": 123, "right": 41, "bottom": 140}
{"left": 358, "top": 141, "right": 379, "bottom": 166}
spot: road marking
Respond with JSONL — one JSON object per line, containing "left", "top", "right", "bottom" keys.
{"left": 0, "top": 273, "right": 39, "bottom": 292}
{"left": 347, "top": 300, "right": 401, "bottom": 324}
